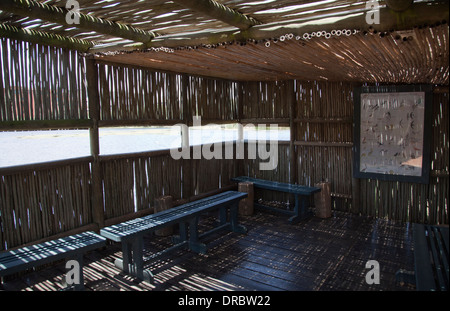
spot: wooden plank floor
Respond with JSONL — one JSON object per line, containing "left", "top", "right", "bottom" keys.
{"left": 0, "top": 209, "right": 416, "bottom": 291}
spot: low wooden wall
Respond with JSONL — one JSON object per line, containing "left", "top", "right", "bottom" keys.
{"left": 0, "top": 147, "right": 241, "bottom": 251}
{"left": 0, "top": 158, "right": 93, "bottom": 250}
{"left": 99, "top": 149, "right": 239, "bottom": 221}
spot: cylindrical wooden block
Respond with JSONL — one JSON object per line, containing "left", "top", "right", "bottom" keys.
{"left": 238, "top": 182, "right": 254, "bottom": 216}
{"left": 314, "top": 182, "right": 332, "bottom": 219}
{"left": 154, "top": 195, "right": 174, "bottom": 236}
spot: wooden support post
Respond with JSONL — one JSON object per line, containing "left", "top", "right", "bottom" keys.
{"left": 91, "top": 149, "right": 103, "bottom": 229}
{"left": 237, "top": 125, "right": 244, "bottom": 142}
{"left": 181, "top": 125, "right": 189, "bottom": 150}
{"left": 237, "top": 81, "right": 245, "bottom": 177}
{"left": 351, "top": 147, "right": 360, "bottom": 215}
{"left": 289, "top": 80, "right": 298, "bottom": 206}
{"left": 86, "top": 57, "right": 104, "bottom": 229}
{"left": 181, "top": 74, "right": 193, "bottom": 200}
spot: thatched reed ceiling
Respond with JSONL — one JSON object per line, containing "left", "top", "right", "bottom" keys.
{"left": 0, "top": 0, "right": 448, "bottom": 83}
{"left": 97, "top": 24, "right": 449, "bottom": 83}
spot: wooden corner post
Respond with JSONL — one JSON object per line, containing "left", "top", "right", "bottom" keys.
{"left": 289, "top": 80, "right": 298, "bottom": 185}
{"left": 288, "top": 80, "right": 298, "bottom": 207}
{"left": 181, "top": 74, "right": 193, "bottom": 200}
{"left": 86, "top": 57, "right": 104, "bottom": 229}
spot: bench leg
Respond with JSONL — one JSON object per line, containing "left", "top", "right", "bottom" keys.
{"left": 61, "top": 253, "right": 85, "bottom": 291}
{"left": 172, "top": 222, "right": 189, "bottom": 245}
{"left": 115, "top": 237, "right": 153, "bottom": 283}
{"left": 289, "top": 194, "right": 301, "bottom": 223}
{"left": 289, "top": 195, "right": 311, "bottom": 223}
{"left": 60, "top": 253, "right": 84, "bottom": 291}
{"left": 73, "top": 253, "right": 84, "bottom": 291}
{"left": 219, "top": 207, "right": 227, "bottom": 225}
{"left": 188, "top": 217, "right": 207, "bottom": 254}
{"left": 395, "top": 269, "right": 416, "bottom": 287}
{"left": 230, "top": 203, "right": 247, "bottom": 234}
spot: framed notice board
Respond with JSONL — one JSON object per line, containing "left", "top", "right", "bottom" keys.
{"left": 353, "top": 85, "right": 432, "bottom": 184}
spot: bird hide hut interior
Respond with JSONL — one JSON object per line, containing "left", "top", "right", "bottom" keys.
{"left": 0, "top": 0, "right": 448, "bottom": 294}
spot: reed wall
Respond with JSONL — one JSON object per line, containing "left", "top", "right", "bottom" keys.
{"left": 99, "top": 152, "right": 239, "bottom": 220}
{"left": 97, "top": 62, "right": 239, "bottom": 123}
{"left": 358, "top": 91, "right": 449, "bottom": 224}
{"left": 0, "top": 38, "right": 448, "bottom": 251}
{"left": 0, "top": 159, "right": 93, "bottom": 250}
{"left": 0, "top": 38, "right": 88, "bottom": 122}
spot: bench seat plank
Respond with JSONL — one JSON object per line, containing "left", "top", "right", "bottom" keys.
{"left": 438, "top": 226, "right": 450, "bottom": 280}
{"left": 101, "top": 191, "right": 247, "bottom": 242}
{"left": 413, "top": 224, "right": 449, "bottom": 291}
{"left": 231, "top": 176, "right": 321, "bottom": 223}
{"left": 430, "top": 226, "right": 448, "bottom": 291}
{"left": 231, "top": 176, "right": 321, "bottom": 196}
{"left": 100, "top": 191, "right": 248, "bottom": 283}
{"left": 0, "top": 231, "right": 106, "bottom": 277}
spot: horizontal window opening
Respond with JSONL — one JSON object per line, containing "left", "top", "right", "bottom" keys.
{"left": 189, "top": 123, "right": 238, "bottom": 146}
{"left": 189, "top": 123, "right": 290, "bottom": 146}
{"left": 244, "top": 125, "right": 290, "bottom": 141}
{"left": 99, "top": 126, "right": 181, "bottom": 155}
{"left": 0, "top": 129, "right": 91, "bottom": 168}
{"left": 0, "top": 125, "right": 290, "bottom": 168}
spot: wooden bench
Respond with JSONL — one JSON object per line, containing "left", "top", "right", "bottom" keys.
{"left": 100, "top": 190, "right": 248, "bottom": 283}
{"left": 0, "top": 231, "right": 106, "bottom": 290}
{"left": 413, "top": 223, "right": 449, "bottom": 291}
{"left": 231, "top": 176, "right": 321, "bottom": 223}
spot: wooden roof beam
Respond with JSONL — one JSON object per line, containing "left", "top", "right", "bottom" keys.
{"left": 0, "top": 0, "right": 156, "bottom": 44}
{"left": 0, "top": 23, "right": 94, "bottom": 52}
{"left": 172, "top": 0, "right": 261, "bottom": 30}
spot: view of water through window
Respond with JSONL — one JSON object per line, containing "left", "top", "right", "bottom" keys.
{"left": 0, "top": 125, "right": 289, "bottom": 167}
